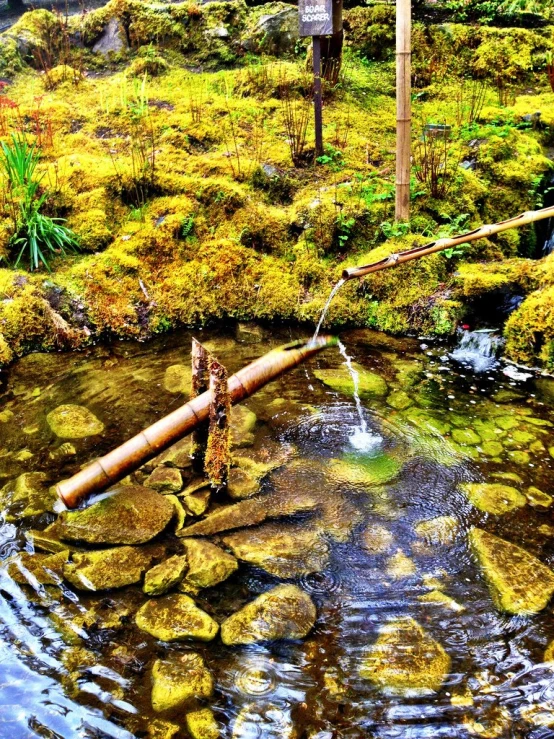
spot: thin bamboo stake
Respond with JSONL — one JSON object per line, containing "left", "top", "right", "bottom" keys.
{"left": 56, "top": 336, "right": 336, "bottom": 508}
{"left": 204, "top": 357, "right": 230, "bottom": 488}
{"left": 395, "top": 0, "right": 411, "bottom": 222}
{"left": 190, "top": 338, "right": 210, "bottom": 469}
{"left": 342, "top": 205, "right": 554, "bottom": 281}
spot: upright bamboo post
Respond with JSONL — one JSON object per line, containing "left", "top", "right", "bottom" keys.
{"left": 190, "top": 338, "right": 210, "bottom": 470}
{"left": 395, "top": 0, "right": 411, "bottom": 222}
{"left": 204, "top": 357, "right": 231, "bottom": 488}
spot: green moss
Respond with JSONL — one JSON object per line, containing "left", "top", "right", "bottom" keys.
{"left": 46, "top": 404, "right": 104, "bottom": 438}
{"left": 314, "top": 363, "right": 388, "bottom": 399}
{"left": 135, "top": 593, "right": 219, "bottom": 641}
{"left": 151, "top": 653, "right": 213, "bottom": 712}
{"left": 460, "top": 482, "right": 527, "bottom": 515}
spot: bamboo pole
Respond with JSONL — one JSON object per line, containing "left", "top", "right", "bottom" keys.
{"left": 190, "top": 338, "right": 210, "bottom": 469}
{"left": 56, "top": 336, "right": 337, "bottom": 508}
{"left": 204, "top": 356, "right": 231, "bottom": 488}
{"left": 342, "top": 205, "right": 554, "bottom": 281}
{"left": 395, "top": 0, "right": 411, "bottom": 223}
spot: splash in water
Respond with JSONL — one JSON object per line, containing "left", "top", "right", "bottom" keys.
{"left": 450, "top": 329, "right": 503, "bottom": 374}
{"left": 312, "top": 279, "right": 345, "bottom": 343}
{"left": 337, "top": 340, "right": 382, "bottom": 452}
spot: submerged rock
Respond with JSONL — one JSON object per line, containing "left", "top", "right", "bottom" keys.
{"left": 222, "top": 521, "right": 330, "bottom": 578}
{"left": 359, "top": 617, "right": 450, "bottom": 694}
{"left": 57, "top": 486, "right": 174, "bottom": 545}
{"left": 361, "top": 524, "right": 395, "bottom": 554}
{"left": 0, "top": 472, "right": 57, "bottom": 521}
{"left": 460, "top": 482, "right": 527, "bottom": 515}
{"left": 414, "top": 516, "right": 460, "bottom": 546}
{"left": 230, "top": 405, "right": 257, "bottom": 449}
{"left": 328, "top": 454, "right": 401, "bottom": 488}
{"left": 144, "top": 554, "right": 188, "bottom": 596}
{"left": 46, "top": 404, "right": 104, "bottom": 439}
{"left": 469, "top": 528, "right": 554, "bottom": 614}
{"left": 386, "top": 550, "right": 417, "bottom": 579}
{"left": 418, "top": 590, "right": 465, "bottom": 612}
{"left": 135, "top": 593, "right": 219, "bottom": 641}
{"left": 179, "top": 538, "right": 238, "bottom": 593}
{"left": 220, "top": 584, "right": 316, "bottom": 645}
{"left": 6, "top": 550, "right": 69, "bottom": 585}
{"left": 186, "top": 708, "right": 220, "bottom": 739}
{"left": 314, "top": 363, "right": 388, "bottom": 399}
{"left": 232, "top": 702, "right": 296, "bottom": 739}
{"left": 163, "top": 364, "right": 192, "bottom": 394}
{"left": 151, "top": 653, "right": 213, "bottom": 712}
{"left": 526, "top": 486, "right": 553, "bottom": 507}
{"left": 63, "top": 546, "right": 154, "bottom": 591}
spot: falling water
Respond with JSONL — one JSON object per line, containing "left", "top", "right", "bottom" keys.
{"left": 312, "top": 279, "right": 345, "bottom": 343}
{"left": 337, "top": 340, "right": 382, "bottom": 452}
{"left": 449, "top": 329, "right": 503, "bottom": 373}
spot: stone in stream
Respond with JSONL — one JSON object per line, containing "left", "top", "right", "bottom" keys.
{"left": 386, "top": 550, "right": 417, "bottom": 579}
{"left": 57, "top": 486, "right": 175, "bottom": 545}
{"left": 163, "top": 364, "right": 192, "bottom": 394}
{"left": 5, "top": 550, "right": 69, "bottom": 585}
{"left": 0, "top": 472, "right": 58, "bottom": 521}
{"left": 414, "top": 516, "right": 460, "bottom": 546}
{"left": 220, "top": 584, "right": 316, "bottom": 645}
{"left": 186, "top": 708, "right": 219, "bottom": 739}
{"left": 63, "top": 546, "right": 154, "bottom": 591}
{"left": 327, "top": 455, "right": 401, "bottom": 488}
{"left": 232, "top": 703, "right": 296, "bottom": 739}
{"left": 230, "top": 405, "right": 257, "bottom": 449}
{"left": 361, "top": 524, "right": 395, "bottom": 554}
{"left": 144, "top": 554, "right": 188, "bottom": 596}
{"left": 359, "top": 617, "right": 451, "bottom": 694}
{"left": 151, "top": 652, "right": 213, "bottom": 712}
{"left": 460, "top": 482, "right": 527, "bottom": 515}
{"left": 314, "top": 363, "right": 388, "bottom": 399}
{"left": 176, "top": 489, "right": 319, "bottom": 537}
{"left": 525, "top": 486, "right": 553, "bottom": 508}
{"left": 469, "top": 528, "right": 554, "bottom": 614}
{"left": 222, "top": 521, "right": 330, "bottom": 578}
{"left": 544, "top": 640, "right": 554, "bottom": 662}
{"left": 135, "top": 593, "right": 219, "bottom": 641}
{"left": 46, "top": 404, "right": 104, "bottom": 439}
{"left": 145, "top": 466, "right": 183, "bottom": 494}
{"left": 178, "top": 538, "right": 238, "bottom": 593}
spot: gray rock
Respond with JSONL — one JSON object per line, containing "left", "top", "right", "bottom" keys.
{"left": 206, "top": 26, "right": 230, "bottom": 38}
{"left": 92, "top": 18, "right": 127, "bottom": 56}
{"left": 243, "top": 7, "right": 299, "bottom": 56}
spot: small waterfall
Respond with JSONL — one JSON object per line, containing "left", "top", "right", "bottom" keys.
{"left": 337, "top": 340, "right": 382, "bottom": 452}
{"left": 543, "top": 220, "right": 554, "bottom": 255}
{"left": 312, "top": 279, "right": 345, "bottom": 343}
{"left": 449, "top": 329, "right": 503, "bottom": 373}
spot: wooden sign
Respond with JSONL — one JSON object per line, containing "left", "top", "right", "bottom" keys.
{"left": 298, "top": 0, "right": 342, "bottom": 38}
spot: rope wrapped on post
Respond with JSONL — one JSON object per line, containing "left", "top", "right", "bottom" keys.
{"left": 342, "top": 205, "right": 554, "bottom": 281}
{"left": 56, "top": 336, "right": 337, "bottom": 509}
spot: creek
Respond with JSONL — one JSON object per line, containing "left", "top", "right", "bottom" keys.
{"left": 0, "top": 325, "right": 554, "bottom": 737}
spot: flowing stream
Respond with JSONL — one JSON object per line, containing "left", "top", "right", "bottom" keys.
{"left": 312, "top": 278, "right": 345, "bottom": 343}
{"left": 0, "top": 326, "right": 553, "bottom": 737}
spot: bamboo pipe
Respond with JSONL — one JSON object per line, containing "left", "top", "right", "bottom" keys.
{"left": 342, "top": 204, "right": 554, "bottom": 281}
{"left": 56, "top": 336, "right": 337, "bottom": 509}
{"left": 395, "top": 0, "right": 411, "bottom": 222}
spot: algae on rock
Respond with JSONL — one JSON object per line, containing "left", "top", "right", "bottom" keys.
{"left": 179, "top": 538, "right": 238, "bottom": 593}
{"left": 46, "top": 404, "right": 104, "bottom": 439}
{"left": 151, "top": 653, "right": 213, "bottom": 712}
{"left": 63, "top": 546, "right": 154, "bottom": 591}
{"left": 136, "top": 593, "right": 219, "bottom": 641}
{"left": 460, "top": 482, "right": 527, "bottom": 515}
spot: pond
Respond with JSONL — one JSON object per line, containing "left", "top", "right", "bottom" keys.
{"left": 0, "top": 325, "right": 553, "bottom": 738}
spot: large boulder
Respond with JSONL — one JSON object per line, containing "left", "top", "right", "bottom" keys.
{"left": 135, "top": 593, "right": 219, "bottom": 641}
{"left": 63, "top": 546, "right": 154, "bottom": 591}
{"left": 359, "top": 617, "right": 450, "bottom": 694}
{"left": 91, "top": 17, "right": 128, "bottom": 56}
{"left": 151, "top": 652, "right": 213, "bottom": 712}
{"left": 57, "top": 486, "right": 174, "bottom": 545}
{"left": 246, "top": 7, "right": 299, "bottom": 56}
{"left": 469, "top": 528, "right": 554, "bottom": 614}
{"left": 220, "top": 584, "right": 316, "bottom": 645}
{"left": 222, "top": 521, "right": 329, "bottom": 578}
{"left": 0, "top": 472, "right": 57, "bottom": 521}
{"left": 179, "top": 538, "right": 238, "bottom": 593}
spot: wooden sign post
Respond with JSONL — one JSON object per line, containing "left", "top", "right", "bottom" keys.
{"left": 395, "top": 0, "right": 411, "bottom": 222}
{"left": 299, "top": 0, "right": 342, "bottom": 159}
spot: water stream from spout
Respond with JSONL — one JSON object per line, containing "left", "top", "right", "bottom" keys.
{"left": 312, "top": 279, "right": 345, "bottom": 343}
{"left": 338, "top": 340, "right": 382, "bottom": 452}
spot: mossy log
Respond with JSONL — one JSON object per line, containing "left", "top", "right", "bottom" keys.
{"left": 56, "top": 336, "right": 336, "bottom": 508}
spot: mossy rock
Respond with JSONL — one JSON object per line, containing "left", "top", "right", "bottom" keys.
{"left": 359, "top": 617, "right": 450, "bottom": 695}
{"left": 361, "top": 524, "right": 394, "bottom": 554}
{"left": 0, "top": 472, "right": 57, "bottom": 521}
{"left": 386, "top": 550, "right": 417, "bottom": 579}
{"left": 57, "top": 486, "right": 174, "bottom": 545}
{"left": 186, "top": 708, "right": 220, "bottom": 739}
{"left": 469, "top": 528, "right": 554, "bottom": 615}
{"left": 387, "top": 390, "right": 413, "bottom": 410}
{"left": 328, "top": 454, "right": 401, "bottom": 488}
{"left": 151, "top": 652, "right": 213, "bottom": 713}
{"left": 5, "top": 550, "right": 69, "bottom": 585}
{"left": 452, "top": 428, "right": 481, "bottom": 446}
{"left": 220, "top": 584, "right": 316, "bottom": 646}
{"left": 163, "top": 364, "right": 191, "bottom": 394}
{"left": 135, "top": 593, "right": 219, "bottom": 642}
{"left": 414, "top": 516, "right": 460, "bottom": 546}
{"left": 460, "top": 482, "right": 527, "bottom": 515}
{"left": 144, "top": 554, "right": 188, "bottom": 596}
{"left": 179, "top": 538, "right": 238, "bottom": 593}
{"left": 145, "top": 466, "right": 183, "bottom": 494}
{"left": 63, "top": 546, "right": 154, "bottom": 591}
{"left": 526, "top": 487, "right": 553, "bottom": 508}
{"left": 314, "top": 363, "right": 388, "bottom": 400}
{"left": 222, "top": 521, "right": 330, "bottom": 578}
{"left": 46, "top": 404, "right": 104, "bottom": 439}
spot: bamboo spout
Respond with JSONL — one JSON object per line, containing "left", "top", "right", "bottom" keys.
{"left": 56, "top": 336, "right": 337, "bottom": 508}
{"left": 342, "top": 204, "right": 554, "bottom": 281}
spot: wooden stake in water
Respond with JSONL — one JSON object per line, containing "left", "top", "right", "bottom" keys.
{"left": 191, "top": 338, "right": 210, "bottom": 469}
{"left": 204, "top": 356, "right": 231, "bottom": 487}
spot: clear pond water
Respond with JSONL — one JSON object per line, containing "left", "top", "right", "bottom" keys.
{"left": 0, "top": 326, "right": 554, "bottom": 738}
